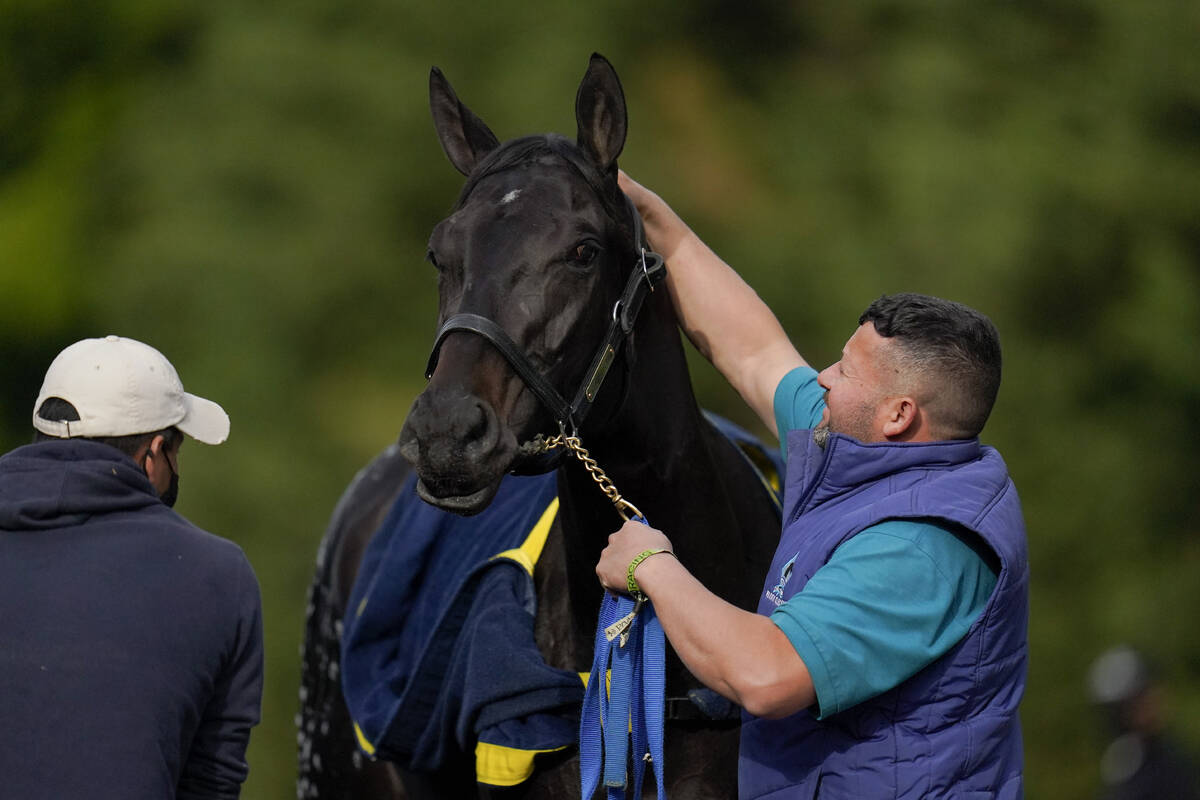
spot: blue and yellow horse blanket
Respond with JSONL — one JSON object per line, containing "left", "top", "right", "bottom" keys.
{"left": 340, "top": 413, "right": 782, "bottom": 787}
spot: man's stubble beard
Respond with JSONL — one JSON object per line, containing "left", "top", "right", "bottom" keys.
{"left": 813, "top": 423, "right": 830, "bottom": 450}
{"left": 813, "top": 399, "right": 877, "bottom": 449}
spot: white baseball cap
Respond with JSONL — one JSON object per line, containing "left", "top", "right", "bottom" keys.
{"left": 32, "top": 335, "right": 230, "bottom": 444}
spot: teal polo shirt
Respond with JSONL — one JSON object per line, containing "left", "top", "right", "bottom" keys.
{"left": 770, "top": 366, "right": 997, "bottom": 718}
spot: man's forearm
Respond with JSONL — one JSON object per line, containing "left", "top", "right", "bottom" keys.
{"left": 596, "top": 520, "right": 816, "bottom": 718}
{"left": 633, "top": 552, "right": 816, "bottom": 719}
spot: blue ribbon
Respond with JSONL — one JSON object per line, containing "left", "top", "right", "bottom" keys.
{"left": 579, "top": 519, "right": 667, "bottom": 799}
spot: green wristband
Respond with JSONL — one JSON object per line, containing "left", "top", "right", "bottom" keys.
{"left": 626, "top": 548, "right": 676, "bottom": 597}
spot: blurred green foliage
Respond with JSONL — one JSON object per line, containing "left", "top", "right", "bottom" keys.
{"left": 3, "top": 1, "right": 1199, "bottom": 797}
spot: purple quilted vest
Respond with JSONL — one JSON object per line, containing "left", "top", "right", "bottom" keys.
{"left": 739, "top": 431, "right": 1028, "bottom": 799}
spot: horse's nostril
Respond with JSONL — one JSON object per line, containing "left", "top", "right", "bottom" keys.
{"left": 396, "top": 432, "right": 420, "bottom": 466}
{"left": 404, "top": 389, "right": 506, "bottom": 467}
{"left": 463, "top": 400, "right": 498, "bottom": 454}
{"left": 467, "top": 401, "right": 488, "bottom": 437}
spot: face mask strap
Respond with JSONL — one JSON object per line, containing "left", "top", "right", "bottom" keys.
{"left": 143, "top": 437, "right": 180, "bottom": 508}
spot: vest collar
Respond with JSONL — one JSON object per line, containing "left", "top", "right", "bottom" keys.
{"left": 784, "top": 429, "right": 983, "bottom": 516}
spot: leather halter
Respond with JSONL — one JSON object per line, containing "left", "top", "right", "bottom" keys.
{"left": 422, "top": 163, "right": 666, "bottom": 440}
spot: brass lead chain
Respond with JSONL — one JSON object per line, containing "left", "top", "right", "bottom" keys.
{"left": 541, "top": 433, "right": 644, "bottom": 522}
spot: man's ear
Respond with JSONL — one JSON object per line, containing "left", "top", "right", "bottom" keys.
{"left": 135, "top": 437, "right": 154, "bottom": 466}
{"left": 881, "top": 396, "right": 919, "bottom": 439}
{"left": 148, "top": 433, "right": 168, "bottom": 459}
{"left": 142, "top": 434, "right": 171, "bottom": 480}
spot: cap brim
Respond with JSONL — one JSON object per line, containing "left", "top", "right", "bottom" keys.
{"left": 176, "top": 393, "right": 230, "bottom": 445}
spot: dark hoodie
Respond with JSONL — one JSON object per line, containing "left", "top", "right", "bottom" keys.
{"left": 0, "top": 439, "right": 262, "bottom": 799}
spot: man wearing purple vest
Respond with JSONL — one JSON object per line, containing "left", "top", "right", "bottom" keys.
{"left": 596, "top": 173, "right": 1029, "bottom": 798}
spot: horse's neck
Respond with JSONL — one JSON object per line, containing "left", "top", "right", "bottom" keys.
{"left": 553, "top": 296, "right": 776, "bottom": 641}
{"left": 562, "top": 295, "right": 708, "bottom": 509}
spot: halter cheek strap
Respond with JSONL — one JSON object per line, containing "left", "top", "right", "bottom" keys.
{"left": 423, "top": 224, "right": 665, "bottom": 437}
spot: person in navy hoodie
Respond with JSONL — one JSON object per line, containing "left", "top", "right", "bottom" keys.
{"left": 0, "top": 336, "right": 263, "bottom": 799}
{"left": 596, "top": 174, "right": 1028, "bottom": 799}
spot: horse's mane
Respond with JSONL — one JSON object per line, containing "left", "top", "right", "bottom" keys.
{"left": 454, "top": 134, "right": 635, "bottom": 243}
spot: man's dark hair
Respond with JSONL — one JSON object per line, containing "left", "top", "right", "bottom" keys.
{"left": 34, "top": 397, "right": 183, "bottom": 458}
{"left": 859, "top": 293, "right": 1002, "bottom": 439}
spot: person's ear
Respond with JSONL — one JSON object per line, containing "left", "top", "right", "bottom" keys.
{"left": 881, "top": 396, "right": 918, "bottom": 439}
{"left": 142, "top": 434, "right": 169, "bottom": 480}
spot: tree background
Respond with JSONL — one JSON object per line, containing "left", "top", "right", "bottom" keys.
{"left": 3, "top": 1, "right": 1198, "bottom": 797}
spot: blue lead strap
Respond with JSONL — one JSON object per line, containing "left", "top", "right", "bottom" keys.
{"left": 579, "top": 517, "right": 667, "bottom": 799}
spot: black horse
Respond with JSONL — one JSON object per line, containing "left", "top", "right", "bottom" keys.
{"left": 298, "top": 54, "right": 782, "bottom": 799}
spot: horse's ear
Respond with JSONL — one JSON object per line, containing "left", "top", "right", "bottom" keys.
{"left": 430, "top": 66, "right": 500, "bottom": 176}
{"left": 575, "top": 53, "right": 627, "bottom": 174}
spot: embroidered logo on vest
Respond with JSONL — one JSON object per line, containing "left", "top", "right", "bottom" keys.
{"left": 765, "top": 553, "right": 797, "bottom": 607}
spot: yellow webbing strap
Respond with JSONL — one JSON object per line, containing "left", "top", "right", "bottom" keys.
{"left": 490, "top": 496, "right": 559, "bottom": 575}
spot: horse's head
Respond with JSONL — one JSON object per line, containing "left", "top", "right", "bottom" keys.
{"left": 398, "top": 54, "right": 653, "bottom": 515}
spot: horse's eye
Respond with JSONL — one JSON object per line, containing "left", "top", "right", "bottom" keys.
{"left": 426, "top": 249, "right": 441, "bottom": 271}
{"left": 569, "top": 243, "right": 599, "bottom": 267}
